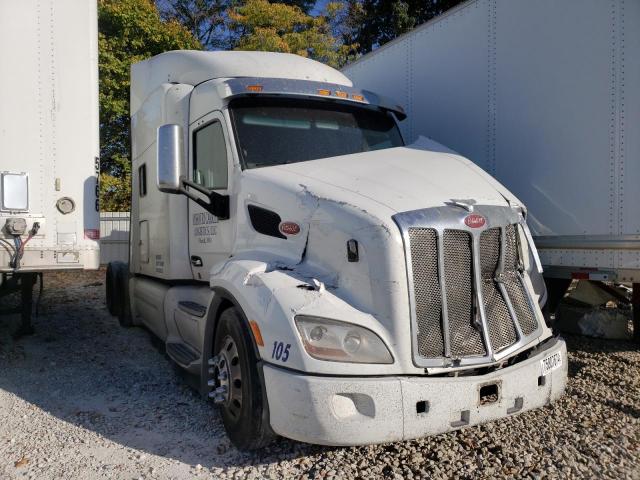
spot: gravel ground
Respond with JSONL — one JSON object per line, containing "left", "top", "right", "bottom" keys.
{"left": 0, "top": 270, "right": 638, "bottom": 479}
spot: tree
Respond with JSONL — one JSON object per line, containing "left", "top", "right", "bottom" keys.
{"left": 156, "top": 0, "right": 316, "bottom": 50}
{"left": 228, "top": 0, "right": 356, "bottom": 68}
{"left": 156, "top": 0, "right": 230, "bottom": 49}
{"left": 99, "top": 0, "right": 200, "bottom": 210}
{"left": 345, "top": 0, "right": 464, "bottom": 54}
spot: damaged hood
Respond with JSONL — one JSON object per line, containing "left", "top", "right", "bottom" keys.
{"left": 234, "top": 137, "right": 521, "bottom": 267}
{"left": 256, "top": 138, "right": 512, "bottom": 214}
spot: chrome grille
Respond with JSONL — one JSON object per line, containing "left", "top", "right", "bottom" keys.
{"left": 504, "top": 225, "right": 538, "bottom": 335}
{"left": 443, "top": 230, "right": 486, "bottom": 357}
{"left": 399, "top": 206, "right": 542, "bottom": 368}
{"left": 408, "top": 229, "right": 444, "bottom": 357}
{"left": 480, "top": 228, "right": 517, "bottom": 352}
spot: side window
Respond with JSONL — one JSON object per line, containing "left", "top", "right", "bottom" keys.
{"left": 138, "top": 164, "right": 147, "bottom": 197}
{"left": 194, "top": 121, "right": 228, "bottom": 190}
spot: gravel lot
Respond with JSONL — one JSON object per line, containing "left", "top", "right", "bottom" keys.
{"left": 0, "top": 270, "right": 638, "bottom": 479}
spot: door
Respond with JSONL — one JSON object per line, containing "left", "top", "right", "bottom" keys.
{"left": 188, "top": 111, "right": 234, "bottom": 280}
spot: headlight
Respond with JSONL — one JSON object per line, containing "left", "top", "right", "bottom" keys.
{"left": 294, "top": 315, "right": 393, "bottom": 364}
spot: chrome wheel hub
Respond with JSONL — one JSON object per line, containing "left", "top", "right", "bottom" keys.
{"left": 208, "top": 336, "right": 243, "bottom": 418}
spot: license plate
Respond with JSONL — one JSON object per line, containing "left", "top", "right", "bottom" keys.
{"left": 540, "top": 352, "right": 562, "bottom": 376}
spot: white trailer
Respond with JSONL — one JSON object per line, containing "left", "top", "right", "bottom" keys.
{"left": 342, "top": 0, "right": 640, "bottom": 329}
{"left": 106, "top": 50, "right": 567, "bottom": 449}
{"left": 0, "top": 0, "right": 100, "bottom": 334}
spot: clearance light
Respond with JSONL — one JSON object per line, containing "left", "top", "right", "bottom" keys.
{"left": 246, "top": 85, "right": 263, "bottom": 92}
{"left": 335, "top": 91, "right": 348, "bottom": 98}
{"left": 351, "top": 94, "right": 365, "bottom": 102}
{"left": 249, "top": 320, "right": 264, "bottom": 346}
{"left": 317, "top": 89, "right": 331, "bottom": 96}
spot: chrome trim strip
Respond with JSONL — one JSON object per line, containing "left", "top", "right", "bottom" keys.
{"left": 437, "top": 230, "right": 451, "bottom": 359}
{"left": 472, "top": 234, "right": 493, "bottom": 359}
{"left": 497, "top": 227, "right": 524, "bottom": 341}
{"left": 533, "top": 234, "right": 640, "bottom": 251}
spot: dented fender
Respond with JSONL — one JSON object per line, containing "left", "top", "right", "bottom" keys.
{"left": 208, "top": 258, "right": 409, "bottom": 376}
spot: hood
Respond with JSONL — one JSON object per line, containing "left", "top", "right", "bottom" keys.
{"left": 255, "top": 138, "right": 511, "bottom": 214}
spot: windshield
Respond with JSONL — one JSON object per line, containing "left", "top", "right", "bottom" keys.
{"left": 229, "top": 98, "right": 404, "bottom": 169}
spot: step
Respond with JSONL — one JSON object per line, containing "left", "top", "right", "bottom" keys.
{"left": 166, "top": 341, "right": 199, "bottom": 366}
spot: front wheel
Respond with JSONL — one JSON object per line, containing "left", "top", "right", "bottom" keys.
{"left": 210, "top": 307, "right": 275, "bottom": 450}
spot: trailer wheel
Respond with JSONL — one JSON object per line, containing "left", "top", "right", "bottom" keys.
{"left": 113, "top": 262, "right": 133, "bottom": 327}
{"left": 105, "top": 263, "right": 118, "bottom": 316}
{"left": 107, "top": 261, "right": 133, "bottom": 327}
{"left": 210, "top": 307, "right": 275, "bottom": 450}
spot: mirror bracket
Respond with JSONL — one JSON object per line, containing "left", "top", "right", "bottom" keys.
{"left": 181, "top": 178, "right": 230, "bottom": 220}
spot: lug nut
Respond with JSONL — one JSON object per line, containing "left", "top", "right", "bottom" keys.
{"left": 215, "top": 385, "right": 228, "bottom": 395}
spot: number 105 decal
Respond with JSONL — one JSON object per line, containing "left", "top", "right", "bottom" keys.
{"left": 271, "top": 341, "right": 291, "bottom": 362}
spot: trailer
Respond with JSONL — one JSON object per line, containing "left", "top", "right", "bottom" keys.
{"left": 342, "top": 0, "right": 640, "bottom": 335}
{"left": 0, "top": 0, "right": 100, "bottom": 335}
{"left": 106, "top": 50, "right": 567, "bottom": 449}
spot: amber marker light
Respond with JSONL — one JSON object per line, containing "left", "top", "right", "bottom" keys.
{"left": 335, "top": 91, "right": 348, "bottom": 98}
{"left": 246, "top": 85, "right": 263, "bottom": 92}
{"left": 317, "top": 89, "right": 331, "bottom": 96}
{"left": 249, "top": 320, "right": 265, "bottom": 346}
{"left": 351, "top": 94, "right": 365, "bottom": 101}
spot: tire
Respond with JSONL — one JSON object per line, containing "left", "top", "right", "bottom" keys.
{"left": 107, "top": 261, "right": 133, "bottom": 327}
{"left": 113, "top": 262, "right": 133, "bottom": 327}
{"left": 544, "top": 277, "right": 572, "bottom": 315}
{"left": 211, "top": 307, "right": 275, "bottom": 450}
{"left": 105, "top": 263, "right": 118, "bottom": 316}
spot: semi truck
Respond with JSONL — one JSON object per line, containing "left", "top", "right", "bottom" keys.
{"left": 0, "top": 0, "right": 100, "bottom": 335}
{"left": 106, "top": 50, "right": 567, "bottom": 449}
{"left": 342, "top": 0, "right": 640, "bottom": 336}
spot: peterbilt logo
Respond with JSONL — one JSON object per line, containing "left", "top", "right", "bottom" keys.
{"left": 279, "top": 221, "right": 301, "bottom": 236}
{"left": 464, "top": 214, "right": 486, "bottom": 228}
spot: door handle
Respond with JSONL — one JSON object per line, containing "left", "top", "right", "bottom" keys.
{"left": 190, "top": 256, "right": 203, "bottom": 267}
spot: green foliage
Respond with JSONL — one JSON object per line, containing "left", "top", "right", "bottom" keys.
{"left": 157, "top": 0, "right": 230, "bottom": 49}
{"left": 345, "top": 0, "right": 464, "bottom": 54}
{"left": 99, "top": 161, "right": 132, "bottom": 212}
{"left": 98, "top": 0, "right": 200, "bottom": 210}
{"left": 157, "top": 0, "right": 317, "bottom": 50}
{"left": 228, "top": 0, "right": 357, "bottom": 68}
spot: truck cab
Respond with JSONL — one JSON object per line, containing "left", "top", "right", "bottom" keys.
{"left": 107, "top": 50, "right": 567, "bottom": 450}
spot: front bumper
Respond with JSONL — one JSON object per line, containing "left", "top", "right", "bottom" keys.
{"left": 263, "top": 337, "right": 567, "bottom": 446}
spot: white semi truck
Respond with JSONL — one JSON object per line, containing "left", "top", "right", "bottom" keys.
{"left": 0, "top": 0, "right": 100, "bottom": 334}
{"left": 342, "top": 0, "right": 640, "bottom": 336}
{"left": 106, "top": 50, "right": 567, "bottom": 449}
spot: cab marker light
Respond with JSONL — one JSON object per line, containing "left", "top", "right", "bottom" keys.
{"left": 246, "top": 85, "right": 263, "bottom": 92}
{"left": 351, "top": 94, "right": 365, "bottom": 101}
{"left": 318, "top": 89, "right": 331, "bottom": 96}
{"left": 249, "top": 320, "right": 264, "bottom": 346}
{"left": 335, "top": 91, "right": 348, "bottom": 98}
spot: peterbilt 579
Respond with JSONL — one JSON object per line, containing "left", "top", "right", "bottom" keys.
{"left": 106, "top": 50, "right": 567, "bottom": 450}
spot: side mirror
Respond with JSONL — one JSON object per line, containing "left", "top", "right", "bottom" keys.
{"left": 157, "top": 124, "right": 184, "bottom": 193}
{"left": 156, "top": 123, "right": 230, "bottom": 220}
